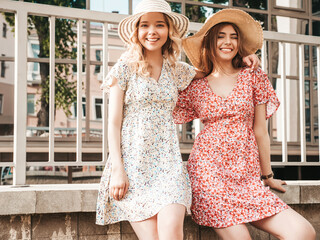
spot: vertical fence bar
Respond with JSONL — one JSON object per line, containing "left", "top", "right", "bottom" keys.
{"left": 261, "top": 40, "right": 267, "bottom": 71}
{"left": 102, "top": 22, "right": 109, "bottom": 162}
{"left": 299, "top": 44, "right": 306, "bottom": 162}
{"left": 13, "top": 10, "right": 28, "bottom": 185}
{"left": 48, "top": 16, "right": 55, "bottom": 163}
{"left": 317, "top": 46, "right": 320, "bottom": 161}
{"left": 76, "top": 20, "right": 83, "bottom": 163}
{"left": 279, "top": 42, "right": 288, "bottom": 163}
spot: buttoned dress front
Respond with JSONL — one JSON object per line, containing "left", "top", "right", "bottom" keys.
{"left": 173, "top": 67, "right": 289, "bottom": 228}
{"left": 96, "top": 59, "right": 195, "bottom": 224}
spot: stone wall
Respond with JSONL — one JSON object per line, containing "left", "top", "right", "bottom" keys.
{"left": 0, "top": 182, "right": 319, "bottom": 240}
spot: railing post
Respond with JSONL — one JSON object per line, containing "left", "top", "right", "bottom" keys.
{"left": 299, "top": 44, "right": 306, "bottom": 162}
{"left": 279, "top": 42, "right": 288, "bottom": 163}
{"left": 49, "top": 16, "right": 55, "bottom": 163}
{"left": 102, "top": 22, "right": 109, "bottom": 162}
{"left": 13, "top": 10, "right": 28, "bottom": 185}
{"left": 76, "top": 20, "right": 83, "bottom": 163}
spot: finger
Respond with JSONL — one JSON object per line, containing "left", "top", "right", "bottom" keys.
{"left": 109, "top": 187, "right": 114, "bottom": 198}
{"left": 124, "top": 183, "right": 129, "bottom": 195}
{"left": 113, "top": 188, "right": 119, "bottom": 201}
{"left": 281, "top": 180, "right": 287, "bottom": 185}
{"left": 243, "top": 57, "right": 252, "bottom": 67}
{"left": 118, "top": 187, "right": 124, "bottom": 200}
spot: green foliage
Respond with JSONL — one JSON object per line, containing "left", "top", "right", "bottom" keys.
{"left": 3, "top": 0, "right": 85, "bottom": 120}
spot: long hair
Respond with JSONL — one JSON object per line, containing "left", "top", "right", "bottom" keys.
{"left": 199, "top": 22, "right": 249, "bottom": 75}
{"left": 120, "top": 14, "right": 181, "bottom": 78}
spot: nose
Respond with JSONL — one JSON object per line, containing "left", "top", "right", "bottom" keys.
{"left": 225, "top": 36, "right": 231, "bottom": 45}
{"left": 147, "top": 25, "right": 156, "bottom": 35}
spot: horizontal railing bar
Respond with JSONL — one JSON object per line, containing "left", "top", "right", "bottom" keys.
{"left": 0, "top": 163, "right": 15, "bottom": 167}
{"left": 1, "top": 0, "right": 125, "bottom": 24}
{"left": 271, "top": 162, "right": 320, "bottom": 166}
{"left": 264, "top": 31, "right": 320, "bottom": 45}
{"left": 26, "top": 161, "right": 105, "bottom": 167}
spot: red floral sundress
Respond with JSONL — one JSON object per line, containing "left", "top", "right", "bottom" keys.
{"left": 173, "top": 67, "right": 289, "bottom": 228}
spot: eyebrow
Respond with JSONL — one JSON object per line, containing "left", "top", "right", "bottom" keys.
{"left": 140, "top": 20, "right": 166, "bottom": 24}
{"left": 218, "top": 32, "right": 238, "bottom": 35}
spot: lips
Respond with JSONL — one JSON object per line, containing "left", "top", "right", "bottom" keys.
{"left": 146, "top": 38, "right": 159, "bottom": 42}
{"left": 220, "top": 48, "right": 233, "bottom": 52}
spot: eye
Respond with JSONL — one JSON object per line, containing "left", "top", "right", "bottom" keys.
{"left": 156, "top": 24, "right": 166, "bottom": 27}
{"left": 139, "top": 24, "right": 148, "bottom": 28}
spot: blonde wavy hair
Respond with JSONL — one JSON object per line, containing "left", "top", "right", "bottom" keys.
{"left": 120, "top": 14, "right": 182, "bottom": 78}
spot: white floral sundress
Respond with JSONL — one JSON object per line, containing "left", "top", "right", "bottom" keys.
{"left": 96, "top": 58, "right": 196, "bottom": 224}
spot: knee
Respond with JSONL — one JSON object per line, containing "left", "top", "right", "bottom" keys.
{"left": 158, "top": 217, "right": 184, "bottom": 240}
{"left": 280, "top": 221, "right": 316, "bottom": 240}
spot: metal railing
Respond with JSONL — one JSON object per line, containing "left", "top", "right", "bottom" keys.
{"left": 0, "top": 0, "right": 320, "bottom": 185}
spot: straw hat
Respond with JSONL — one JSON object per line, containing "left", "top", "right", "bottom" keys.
{"left": 183, "top": 8, "right": 263, "bottom": 70}
{"left": 118, "top": 0, "right": 189, "bottom": 44}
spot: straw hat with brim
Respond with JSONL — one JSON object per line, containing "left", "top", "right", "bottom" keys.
{"left": 182, "top": 8, "right": 263, "bottom": 71}
{"left": 118, "top": 0, "right": 189, "bottom": 44}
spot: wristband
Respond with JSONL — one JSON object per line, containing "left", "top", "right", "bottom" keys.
{"left": 260, "top": 172, "right": 274, "bottom": 180}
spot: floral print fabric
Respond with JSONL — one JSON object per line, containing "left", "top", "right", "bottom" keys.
{"left": 173, "top": 67, "right": 288, "bottom": 228}
{"left": 96, "top": 59, "right": 196, "bottom": 224}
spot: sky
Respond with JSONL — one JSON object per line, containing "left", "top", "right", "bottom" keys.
{"left": 90, "top": 0, "right": 142, "bottom": 14}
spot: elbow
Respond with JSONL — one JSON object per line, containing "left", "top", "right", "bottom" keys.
{"left": 253, "top": 126, "right": 269, "bottom": 141}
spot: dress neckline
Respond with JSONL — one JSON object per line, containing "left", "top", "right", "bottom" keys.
{"left": 204, "top": 68, "right": 243, "bottom": 101}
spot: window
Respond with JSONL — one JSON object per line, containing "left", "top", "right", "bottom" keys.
{"left": 94, "top": 50, "right": 101, "bottom": 74}
{"left": 27, "top": 94, "right": 35, "bottom": 115}
{"left": 73, "top": 97, "right": 86, "bottom": 118}
{"left": 2, "top": 23, "right": 7, "bottom": 38}
{"left": 0, "top": 94, "right": 3, "bottom": 114}
{"left": 95, "top": 98, "right": 103, "bottom": 119}
{"left": 31, "top": 44, "right": 40, "bottom": 72}
{"left": 1, "top": 54, "right": 5, "bottom": 78}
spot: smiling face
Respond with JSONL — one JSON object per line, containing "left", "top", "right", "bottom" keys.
{"left": 215, "top": 24, "right": 239, "bottom": 62}
{"left": 138, "top": 12, "right": 169, "bottom": 55}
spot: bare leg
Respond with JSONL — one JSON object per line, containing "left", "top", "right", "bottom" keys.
{"left": 157, "top": 203, "right": 186, "bottom": 240}
{"left": 214, "top": 224, "right": 252, "bottom": 240}
{"left": 251, "top": 208, "right": 316, "bottom": 240}
{"left": 130, "top": 215, "right": 159, "bottom": 240}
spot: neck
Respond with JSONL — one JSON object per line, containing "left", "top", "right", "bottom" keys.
{"left": 212, "top": 60, "right": 237, "bottom": 76}
{"left": 144, "top": 50, "right": 163, "bottom": 65}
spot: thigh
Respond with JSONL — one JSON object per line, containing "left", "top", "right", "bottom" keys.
{"left": 214, "top": 224, "right": 252, "bottom": 240}
{"left": 157, "top": 204, "right": 186, "bottom": 239}
{"left": 130, "top": 215, "right": 159, "bottom": 240}
{"left": 251, "top": 208, "right": 316, "bottom": 240}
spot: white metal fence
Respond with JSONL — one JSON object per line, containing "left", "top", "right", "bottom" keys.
{"left": 0, "top": 0, "right": 320, "bottom": 185}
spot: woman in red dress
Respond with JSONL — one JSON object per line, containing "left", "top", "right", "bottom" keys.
{"left": 173, "top": 9, "right": 316, "bottom": 240}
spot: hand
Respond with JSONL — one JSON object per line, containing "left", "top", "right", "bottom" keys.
{"left": 109, "top": 166, "right": 129, "bottom": 201}
{"left": 242, "top": 54, "right": 260, "bottom": 70}
{"left": 263, "top": 178, "right": 287, "bottom": 193}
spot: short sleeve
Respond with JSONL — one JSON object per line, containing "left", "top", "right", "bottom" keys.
{"left": 173, "top": 82, "right": 199, "bottom": 124}
{"left": 253, "top": 68, "right": 280, "bottom": 119}
{"left": 100, "top": 60, "right": 130, "bottom": 92}
{"left": 175, "top": 61, "right": 197, "bottom": 91}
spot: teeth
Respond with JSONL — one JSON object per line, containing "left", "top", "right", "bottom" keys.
{"left": 147, "top": 39, "right": 158, "bottom": 42}
{"left": 221, "top": 48, "right": 232, "bottom": 52}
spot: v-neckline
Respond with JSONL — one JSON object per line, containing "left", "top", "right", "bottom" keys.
{"left": 205, "top": 69, "right": 242, "bottom": 101}
{"left": 149, "top": 59, "right": 166, "bottom": 83}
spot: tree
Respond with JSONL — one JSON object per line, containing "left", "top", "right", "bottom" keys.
{"left": 4, "top": 0, "right": 85, "bottom": 130}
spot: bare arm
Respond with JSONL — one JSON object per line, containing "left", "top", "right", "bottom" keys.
{"left": 253, "top": 104, "right": 286, "bottom": 192}
{"left": 108, "top": 77, "right": 129, "bottom": 200}
{"left": 243, "top": 54, "right": 260, "bottom": 69}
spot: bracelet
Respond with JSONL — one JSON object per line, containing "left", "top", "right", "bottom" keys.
{"left": 260, "top": 172, "right": 274, "bottom": 180}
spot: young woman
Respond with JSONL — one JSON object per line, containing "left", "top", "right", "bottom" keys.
{"left": 96, "top": 1, "right": 196, "bottom": 239}
{"left": 174, "top": 9, "right": 316, "bottom": 240}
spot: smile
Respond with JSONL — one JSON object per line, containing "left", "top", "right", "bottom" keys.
{"left": 220, "top": 48, "right": 233, "bottom": 52}
{"left": 146, "top": 38, "right": 159, "bottom": 42}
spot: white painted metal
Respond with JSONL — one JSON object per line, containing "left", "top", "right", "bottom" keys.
{"left": 49, "top": 16, "right": 55, "bottom": 163}
{"left": 317, "top": 46, "right": 320, "bottom": 162}
{"left": 102, "top": 23, "right": 109, "bottom": 164}
{"left": 299, "top": 44, "right": 306, "bottom": 162}
{"left": 13, "top": 10, "right": 28, "bottom": 185}
{"left": 76, "top": 20, "right": 83, "bottom": 163}
{"left": 279, "top": 42, "right": 288, "bottom": 163}
{"left": 261, "top": 41, "right": 267, "bottom": 71}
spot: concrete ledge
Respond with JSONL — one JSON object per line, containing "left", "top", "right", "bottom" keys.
{"left": 0, "top": 181, "right": 320, "bottom": 215}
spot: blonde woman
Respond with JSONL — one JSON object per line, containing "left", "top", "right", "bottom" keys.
{"left": 174, "top": 9, "right": 316, "bottom": 240}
